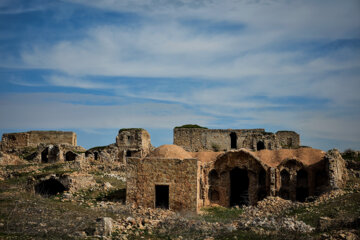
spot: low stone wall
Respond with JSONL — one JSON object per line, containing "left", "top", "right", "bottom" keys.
{"left": 126, "top": 157, "right": 198, "bottom": 212}
{"left": 1, "top": 131, "right": 77, "bottom": 151}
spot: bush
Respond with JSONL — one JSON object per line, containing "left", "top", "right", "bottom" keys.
{"left": 174, "top": 124, "right": 208, "bottom": 129}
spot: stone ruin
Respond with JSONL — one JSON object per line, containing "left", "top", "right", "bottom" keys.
{"left": 0, "top": 127, "right": 348, "bottom": 213}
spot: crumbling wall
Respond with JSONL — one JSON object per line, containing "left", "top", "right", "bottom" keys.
{"left": 126, "top": 157, "right": 198, "bottom": 212}
{"left": 275, "top": 131, "right": 300, "bottom": 149}
{"left": 174, "top": 128, "right": 285, "bottom": 152}
{"left": 325, "top": 149, "right": 348, "bottom": 189}
{"left": 1, "top": 131, "right": 77, "bottom": 151}
{"left": 116, "top": 129, "right": 153, "bottom": 163}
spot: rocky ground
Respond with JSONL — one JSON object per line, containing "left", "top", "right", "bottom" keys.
{"left": 0, "top": 156, "right": 359, "bottom": 239}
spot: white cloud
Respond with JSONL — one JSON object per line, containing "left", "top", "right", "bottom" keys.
{"left": 0, "top": 93, "right": 212, "bottom": 129}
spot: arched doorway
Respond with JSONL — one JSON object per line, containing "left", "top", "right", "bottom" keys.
{"left": 230, "top": 168, "right": 249, "bottom": 206}
{"left": 230, "top": 132, "right": 237, "bottom": 149}
{"left": 257, "top": 141, "right": 265, "bottom": 151}
{"left": 296, "top": 169, "right": 309, "bottom": 202}
{"left": 279, "top": 169, "right": 290, "bottom": 200}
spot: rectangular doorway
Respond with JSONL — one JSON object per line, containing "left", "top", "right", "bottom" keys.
{"left": 155, "top": 185, "right": 169, "bottom": 209}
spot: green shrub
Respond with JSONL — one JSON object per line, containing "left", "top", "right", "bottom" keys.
{"left": 174, "top": 124, "right": 208, "bottom": 129}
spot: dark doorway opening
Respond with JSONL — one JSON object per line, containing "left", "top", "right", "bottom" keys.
{"left": 230, "top": 168, "right": 249, "bottom": 207}
{"left": 296, "top": 169, "right": 309, "bottom": 202}
{"left": 257, "top": 141, "right": 265, "bottom": 151}
{"left": 35, "top": 178, "right": 66, "bottom": 196}
{"left": 94, "top": 152, "right": 99, "bottom": 160}
{"left": 41, "top": 148, "right": 48, "bottom": 163}
{"left": 65, "top": 151, "right": 77, "bottom": 161}
{"left": 126, "top": 150, "right": 132, "bottom": 157}
{"left": 230, "top": 132, "right": 237, "bottom": 149}
{"left": 257, "top": 169, "right": 267, "bottom": 201}
{"left": 279, "top": 169, "right": 290, "bottom": 200}
{"left": 155, "top": 185, "right": 169, "bottom": 209}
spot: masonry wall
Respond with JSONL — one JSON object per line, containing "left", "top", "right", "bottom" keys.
{"left": 174, "top": 128, "right": 286, "bottom": 152}
{"left": 126, "top": 158, "right": 198, "bottom": 212}
{"left": 1, "top": 131, "right": 77, "bottom": 150}
{"left": 275, "top": 131, "right": 300, "bottom": 149}
{"left": 116, "top": 129, "right": 153, "bottom": 163}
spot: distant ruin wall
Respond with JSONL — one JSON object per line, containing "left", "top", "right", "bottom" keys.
{"left": 126, "top": 158, "right": 198, "bottom": 212}
{"left": 275, "top": 131, "right": 300, "bottom": 149}
{"left": 174, "top": 128, "right": 299, "bottom": 152}
{"left": 1, "top": 131, "right": 77, "bottom": 150}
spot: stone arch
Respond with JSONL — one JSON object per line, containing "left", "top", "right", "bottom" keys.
{"left": 35, "top": 178, "right": 67, "bottom": 196}
{"left": 257, "top": 141, "right": 265, "bottom": 151}
{"left": 230, "top": 132, "right": 237, "bottom": 149}
{"left": 41, "top": 146, "right": 60, "bottom": 163}
{"left": 213, "top": 149, "right": 268, "bottom": 206}
{"left": 65, "top": 151, "right": 77, "bottom": 161}
{"left": 296, "top": 169, "right": 309, "bottom": 202}
{"left": 279, "top": 169, "right": 290, "bottom": 200}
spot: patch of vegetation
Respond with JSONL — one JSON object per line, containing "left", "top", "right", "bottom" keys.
{"left": 118, "top": 128, "right": 145, "bottom": 133}
{"left": 174, "top": 124, "right": 208, "bottom": 129}
{"left": 201, "top": 206, "right": 243, "bottom": 223}
{"left": 96, "top": 189, "right": 126, "bottom": 202}
{"left": 285, "top": 192, "right": 360, "bottom": 228}
{"left": 342, "top": 148, "right": 360, "bottom": 162}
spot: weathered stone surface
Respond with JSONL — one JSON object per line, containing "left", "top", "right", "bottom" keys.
{"left": 1, "top": 131, "right": 76, "bottom": 151}
{"left": 126, "top": 148, "right": 198, "bottom": 212}
{"left": 94, "top": 217, "right": 113, "bottom": 237}
{"left": 325, "top": 149, "right": 348, "bottom": 189}
{"left": 173, "top": 128, "right": 299, "bottom": 152}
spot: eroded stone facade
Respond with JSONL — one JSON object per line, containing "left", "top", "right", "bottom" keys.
{"left": 1, "top": 131, "right": 77, "bottom": 151}
{"left": 173, "top": 128, "right": 300, "bottom": 152}
{"left": 126, "top": 157, "right": 198, "bottom": 212}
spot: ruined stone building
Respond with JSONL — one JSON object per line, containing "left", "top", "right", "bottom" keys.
{"left": 126, "top": 126, "right": 347, "bottom": 212}
{"left": 0, "top": 131, "right": 84, "bottom": 163}
{"left": 0, "top": 127, "right": 348, "bottom": 213}
{"left": 174, "top": 128, "right": 300, "bottom": 152}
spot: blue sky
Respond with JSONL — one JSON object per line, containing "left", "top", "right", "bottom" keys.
{"left": 0, "top": 0, "right": 359, "bottom": 151}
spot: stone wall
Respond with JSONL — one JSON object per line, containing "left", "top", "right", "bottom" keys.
{"left": 116, "top": 129, "right": 153, "bottom": 163}
{"left": 174, "top": 128, "right": 299, "bottom": 152}
{"left": 1, "top": 131, "right": 77, "bottom": 151}
{"left": 325, "top": 149, "right": 348, "bottom": 189}
{"left": 275, "top": 131, "right": 300, "bottom": 149}
{"left": 126, "top": 157, "right": 198, "bottom": 212}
